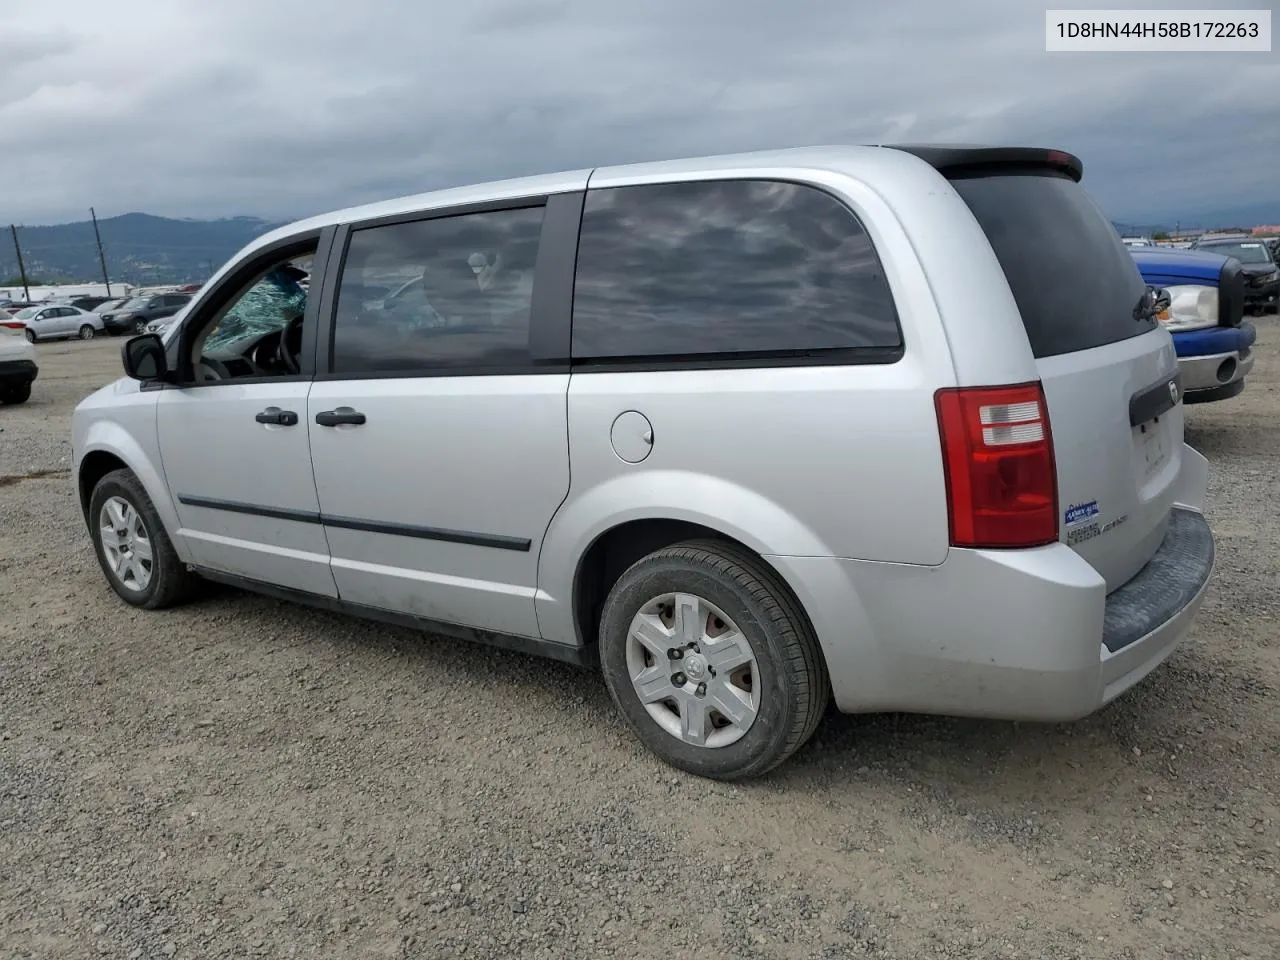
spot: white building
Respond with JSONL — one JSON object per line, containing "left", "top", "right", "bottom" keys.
{"left": 0, "top": 282, "right": 136, "bottom": 303}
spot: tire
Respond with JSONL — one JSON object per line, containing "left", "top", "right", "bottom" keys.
{"left": 134, "top": 319, "right": 147, "bottom": 334}
{"left": 0, "top": 381, "right": 32, "bottom": 404}
{"left": 79, "top": 324, "right": 96, "bottom": 340}
{"left": 598, "top": 539, "right": 829, "bottom": 780}
{"left": 88, "top": 467, "right": 199, "bottom": 609}
{"left": 24, "top": 328, "right": 35, "bottom": 343}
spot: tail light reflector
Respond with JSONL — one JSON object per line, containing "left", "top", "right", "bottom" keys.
{"left": 935, "top": 382, "right": 1059, "bottom": 549}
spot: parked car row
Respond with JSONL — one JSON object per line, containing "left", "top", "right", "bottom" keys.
{"left": 0, "top": 292, "right": 196, "bottom": 341}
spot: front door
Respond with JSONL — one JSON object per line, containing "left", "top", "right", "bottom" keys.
{"left": 156, "top": 238, "right": 336, "bottom": 597}
{"left": 307, "top": 203, "right": 569, "bottom": 638}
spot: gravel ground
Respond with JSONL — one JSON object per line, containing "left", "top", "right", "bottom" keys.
{"left": 2, "top": 330, "right": 1278, "bottom": 960}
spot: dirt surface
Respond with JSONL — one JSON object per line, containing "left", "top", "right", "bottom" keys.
{"left": 2, "top": 331, "right": 1278, "bottom": 960}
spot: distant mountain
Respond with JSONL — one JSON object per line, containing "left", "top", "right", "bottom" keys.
{"left": 4, "top": 201, "right": 1276, "bottom": 290}
{"left": 1112, "top": 202, "right": 1280, "bottom": 236}
{"left": 0, "top": 213, "right": 285, "bottom": 287}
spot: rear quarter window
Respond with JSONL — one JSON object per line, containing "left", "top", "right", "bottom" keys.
{"left": 949, "top": 172, "right": 1155, "bottom": 359}
{"left": 571, "top": 179, "right": 901, "bottom": 362}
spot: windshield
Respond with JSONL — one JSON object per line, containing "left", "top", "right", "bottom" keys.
{"left": 121, "top": 297, "right": 152, "bottom": 310}
{"left": 1199, "top": 242, "right": 1273, "bottom": 265}
{"left": 14, "top": 307, "right": 39, "bottom": 319}
{"left": 95, "top": 300, "right": 125, "bottom": 312}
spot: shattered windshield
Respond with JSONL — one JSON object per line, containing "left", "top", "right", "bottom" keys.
{"left": 203, "top": 259, "right": 310, "bottom": 354}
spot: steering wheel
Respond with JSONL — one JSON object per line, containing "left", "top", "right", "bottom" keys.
{"left": 277, "top": 314, "right": 305, "bottom": 375}
{"left": 196, "top": 358, "right": 231, "bottom": 381}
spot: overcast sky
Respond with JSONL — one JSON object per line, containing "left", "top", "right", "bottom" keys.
{"left": 2, "top": 0, "right": 1276, "bottom": 227}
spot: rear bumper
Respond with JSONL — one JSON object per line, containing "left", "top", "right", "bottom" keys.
{"left": 0, "top": 358, "right": 38, "bottom": 385}
{"left": 768, "top": 451, "right": 1214, "bottom": 721}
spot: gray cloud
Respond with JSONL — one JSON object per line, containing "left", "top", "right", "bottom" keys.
{"left": 2, "top": 0, "right": 1276, "bottom": 226}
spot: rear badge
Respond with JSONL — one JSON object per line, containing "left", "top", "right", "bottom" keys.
{"left": 1067, "top": 513, "right": 1128, "bottom": 547}
{"left": 1064, "top": 500, "right": 1100, "bottom": 527}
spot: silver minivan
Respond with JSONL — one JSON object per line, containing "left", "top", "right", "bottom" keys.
{"left": 72, "top": 145, "right": 1215, "bottom": 779}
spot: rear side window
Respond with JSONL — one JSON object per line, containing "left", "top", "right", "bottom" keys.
{"left": 949, "top": 172, "right": 1154, "bottom": 359}
{"left": 330, "top": 205, "right": 544, "bottom": 375}
{"left": 571, "top": 179, "right": 901, "bottom": 361}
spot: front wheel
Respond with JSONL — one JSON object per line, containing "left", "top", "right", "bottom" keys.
{"left": 89, "top": 468, "right": 199, "bottom": 609}
{"left": 598, "top": 539, "right": 829, "bottom": 781}
{"left": 134, "top": 319, "right": 147, "bottom": 334}
{"left": 78, "top": 324, "right": 95, "bottom": 340}
{"left": 24, "top": 328, "right": 35, "bottom": 343}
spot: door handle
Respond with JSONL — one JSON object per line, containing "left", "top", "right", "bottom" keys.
{"left": 255, "top": 407, "right": 299, "bottom": 426}
{"left": 315, "top": 407, "right": 367, "bottom": 427}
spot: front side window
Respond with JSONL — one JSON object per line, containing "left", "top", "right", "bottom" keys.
{"left": 201, "top": 258, "right": 311, "bottom": 356}
{"left": 330, "top": 205, "right": 544, "bottom": 375}
{"left": 571, "top": 179, "right": 901, "bottom": 361}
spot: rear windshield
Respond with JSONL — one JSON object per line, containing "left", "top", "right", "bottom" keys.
{"left": 949, "top": 171, "right": 1155, "bottom": 359}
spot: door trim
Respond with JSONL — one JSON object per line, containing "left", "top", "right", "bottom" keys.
{"left": 177, "top": 494, "right": 319, "bottom": 524}
{"left": 175, "top": 493, "right": 531, "bottom": 551}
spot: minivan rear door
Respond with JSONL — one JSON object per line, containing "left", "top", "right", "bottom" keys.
{"left": 946, "top": 165, "right": 1181, "bottom": 590}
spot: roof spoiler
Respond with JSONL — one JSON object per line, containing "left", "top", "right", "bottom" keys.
{"left": 882, "top": 144, "right": 1084, "bottom": 182}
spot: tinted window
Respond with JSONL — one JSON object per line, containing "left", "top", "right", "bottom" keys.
{"left": 331, "top": 206, "right": 544, "bottom": 374}
{"left": 948, "top": 172, "right": 1154, "bottom": 359}
{"left": 571, "top": 180, "right": 900, "bottom": 360}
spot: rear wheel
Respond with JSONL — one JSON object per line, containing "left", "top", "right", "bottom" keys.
{"left": 598, "top": 539, "right": 829, "bottom": 780}
{"left": 134, "top": 319, "right": 147, "bottom": 334}
{"left": 79, "top": 324, "right": 95, "bottom": 340}
{"left": 0, "top": 381, "right": 31, "bottom": 404}
{"left": 89, "top": 468, "right": 198, "bottom": 609}
{"left": 24, "top": 328, "right": 35, "bottom": 343}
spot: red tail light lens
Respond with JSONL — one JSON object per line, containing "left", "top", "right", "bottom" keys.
{"left": 935, "top": 382, "right": 1059, "bottom": 549}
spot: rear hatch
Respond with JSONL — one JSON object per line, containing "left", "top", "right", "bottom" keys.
{"left": 907, "top": 148, "right": 1182, "bottom": 590}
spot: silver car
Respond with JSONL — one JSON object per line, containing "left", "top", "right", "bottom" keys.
{"left": 70, "top": 145, "right": 1215, "bottom": 780}
{"left": 12, "top": 303, "right": 106, "bottom": 342}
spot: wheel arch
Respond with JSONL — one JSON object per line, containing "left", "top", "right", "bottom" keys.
{"left": 568, "top": 518, "right": 826, "bottom": 675}
{"left": 75, "top": 426, "right": 184, "bottom": 556}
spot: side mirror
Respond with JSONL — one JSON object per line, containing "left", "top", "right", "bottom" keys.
{"left": 1152, "top": 287, "right": 1172, "bottom": 315}
{"left": 122, "top": 333, "right": 168, "bottom": 382}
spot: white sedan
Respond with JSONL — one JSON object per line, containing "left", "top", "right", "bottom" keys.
{"left": 1, "top": 304, "right": 107, "bottom": 342}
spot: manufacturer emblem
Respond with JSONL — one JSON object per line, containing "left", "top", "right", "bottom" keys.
{"left": 1168, "top": 380, "right": 1179, "bottom": 404}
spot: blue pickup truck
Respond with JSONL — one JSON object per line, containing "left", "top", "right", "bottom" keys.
{"left": 1130, "top": 246, "right": 1257, "bottom": 404}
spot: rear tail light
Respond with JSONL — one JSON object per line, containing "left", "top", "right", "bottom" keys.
{"left": 0, "top": 321, "right": 23, "bottom": 330}
{"left": 935, "top": 382, "right": 1059, "bottom": 549}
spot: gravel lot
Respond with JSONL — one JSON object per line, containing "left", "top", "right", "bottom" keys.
{"left": 2, "top": 330, "right": 1278, "bottom": 960}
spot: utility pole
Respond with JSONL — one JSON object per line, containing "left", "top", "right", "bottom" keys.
{"left": 9, "top": 224, "right": 30, "bottom": 302}
{"left": 90, "top": 207, "right": 112, "bottom": 296}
